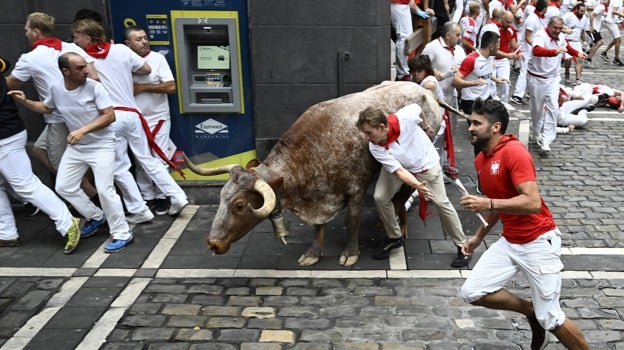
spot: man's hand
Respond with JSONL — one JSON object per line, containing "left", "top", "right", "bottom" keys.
{"left": 67, "top": 128, "right": 87, "bottom": 145}
{"left": 461, "top": 235, "right": 483, "bottom": 256}
{"left": 460, "top": 194, "right": 490, "bottom": 212}
{"left": 416, "top": 181, "right": 433, "bottom": 200}
{"left": 7, "top": 90, "right": 26, "bottom": 103}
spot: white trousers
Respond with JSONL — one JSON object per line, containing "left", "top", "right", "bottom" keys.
{"left": 513, "top": 50, "right": 531, "bottom": 98}
{"left": 528, "top": 74, "right": 560, "bottom": 144}
{"left": 135, "top": 118, "right": 172, "bottom": 201}
{"left": 493, "top": 58, "right": 511, "bottom": 103}
{"left": 111, "top": 110, "right": 186, "bottom": 214}
{"left": 558, "top": 95, "right": 597, "bottom": 126}
{"left": 0, "top": 131, "right": 73, "bottom": 240}
{"left": 461, "top": 229, "right": 566, "bottom": 330}
{"left": 391, "top": 3, "right": 412, "bottom": 78}
{"left": 56, "top": 143, "right": 131, "bottom": 240}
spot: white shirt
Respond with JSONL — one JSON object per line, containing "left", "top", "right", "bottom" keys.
{"left": 422, "top": 37, "right": 467, "bottom": 96}
{"left": 528, "top": 28, "right": 567, "bottom": 78}
{"left": 44, "top": 78, "right": 115, "bottom": 150}
{"left": 11, "top": 42, "right": 93, "bottom": 123}
{"left": 91, "top": 44, "right": 145, "bottom": 109}
{"left": 589, "top": 3, "right": 607, "bottom": 30}
{"left": 606, "top": 0, "right": 623, "bottom": 23}
{"left": 563, "top": 12, "right": 588, "bottom": 41}
{"left": 133, "top": 50, "right": 174, "bottom": 122}
{"left": 460, "top": 16, "right": 478, "bottom": 52}
{"left": 457, "top": 51, "right": 495, "bottom": 100}
{"left": 368, "top": 104, "right": 439, "bottom": 174}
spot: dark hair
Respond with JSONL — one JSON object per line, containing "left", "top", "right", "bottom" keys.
{"left": 480, "top": 31, "right": 500, "bottom": 49}
{"left": 73, "top": 8, "right": 103, "bottom": 23}
{"left": 408, "top": 55, "right": 435, "bottom": 76}
{"left": 356, "top": 107, "right": 387, "bottom": 129}
{"left": 472, "top": 98, "right": 509, "bottom": 133}
{"left": 124, "top": 25, "right": 146, "bottom": 40}
{"left": 535, "top": 0, "right": 549, "bottom": 12}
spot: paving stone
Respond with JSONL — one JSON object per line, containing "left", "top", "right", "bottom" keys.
{"left": 241, "top": 344, "right": 281, "bottom": 350}
{"left": 189, "top": 343, "right": 236, "bottom": 350}
{"left": 259, "top": 329, "right": 296, "bottom": 344}
{"left": 217, "top": 329, "right": 260, "bottom": 341}
{"left": 167, "top": 315, "right": 207, "bottom": 328}
{"left": 206, "top": 316, "right": 246, "bottom": 328}
{"left": 175, "top": 328, "right": 213, "bottom": 341}
{"left": 247, "top": 318, "right": 284, "bottom": 329}
{"left": 147, "top": 343, "right": 189, "bottom": 350}
{"left": 162, "top": 304, "right": 202, "bottom": 315}
{"left": 201, "top": 306, "right": 240, "bottom": 317}
{"left": 101, "top": 343, "right": 144, "bottom": 350}
{"left": 255, "top": 286, "right": 283, "bottom": 295}
{"left": 242, "top": 306, "right": 275, "bottom": 319}
{"left": 131, "top": 327, "right": 174, "bottom": 341}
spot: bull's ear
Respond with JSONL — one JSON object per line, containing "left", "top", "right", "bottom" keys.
{"left": 267, "top": 176, "right": 284, "bottom": 192}
{"left": 245, "top": 159, "right": 261, "bottom": 169}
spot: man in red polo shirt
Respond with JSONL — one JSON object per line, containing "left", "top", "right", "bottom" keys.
{"left": 459, "top": 98, "right": 590, "bottom": 350}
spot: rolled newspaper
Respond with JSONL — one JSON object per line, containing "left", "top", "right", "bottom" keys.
{"left": 454, "top": 178, "right": 489, "bottom": 228}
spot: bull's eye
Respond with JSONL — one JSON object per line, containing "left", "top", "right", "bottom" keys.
{"left": 234, "top": 200, "right": 245, "bottom": 212}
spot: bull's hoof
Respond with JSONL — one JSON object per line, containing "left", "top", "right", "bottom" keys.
{"left": 298, "top": 254, "right": 320, "bottom": 266}
{"left": 339, "top": 254, "right": 359, "bottom": 266}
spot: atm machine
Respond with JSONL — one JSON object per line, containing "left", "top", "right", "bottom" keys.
{"left": 108, "top": 0, "right": 254, "bottom": 181}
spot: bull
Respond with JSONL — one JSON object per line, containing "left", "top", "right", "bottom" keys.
{"left": 185, "top": 81, "right": 443, "bottom": 266}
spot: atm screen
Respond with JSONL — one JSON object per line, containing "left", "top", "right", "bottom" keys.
{"left": 197, "top": 45, "right": 230, "bottom": 70}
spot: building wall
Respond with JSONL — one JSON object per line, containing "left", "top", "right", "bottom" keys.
{"left": 0, "top": 0, "right": 390, "bottom": 163}
{"left": 249, "top": 0, "right": 391, "bottom": 157}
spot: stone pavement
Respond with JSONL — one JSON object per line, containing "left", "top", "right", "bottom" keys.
{"left": 2, "top": 54, "right": 624, "bottom": 350}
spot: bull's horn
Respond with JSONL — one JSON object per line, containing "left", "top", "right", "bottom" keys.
{"left": 249, "top": 179, "right": 277, "bottom": 218}
{"left": 437, "top": 97, "right": 472, "bottom": 121}
{"left": 183, "top": 154, "right": 237, "bottom": 176}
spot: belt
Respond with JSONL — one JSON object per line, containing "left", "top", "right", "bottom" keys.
{"left": 528, "top": 71, "right": 549, "bottom": 79}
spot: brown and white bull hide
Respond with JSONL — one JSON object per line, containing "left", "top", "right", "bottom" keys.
{"left": 186, "top": 81, "right": 442, "bottom": 266}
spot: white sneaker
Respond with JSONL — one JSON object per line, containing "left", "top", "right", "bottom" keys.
{"left": 168, "top": 199, "right": 189, "bottom": 216}
{"left": 126, "top": 207, "right": 154, "bottom": 224}
{"left": 540, "top": 141, "right": 551, "bottom": 154}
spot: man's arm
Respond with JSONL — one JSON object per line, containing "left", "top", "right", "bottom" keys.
{"left": 394, "top": 168, "right": 433, "bottom": 198}
{"left": 134, "top": 80, "right": 176, "bottom": 95}
{"left": 66, "top": 106, "right": 115, "bottom": 145}
{"left": 5, "top": 75, "right": 24, "bottom": 91}
{"left": 452, "top": 71, "right": 488, "bottom": 88}
{"left": 133, "top": 62, "right": 152, "bottom": 76}
{"left": 86, "top": 62, "right": 100, "bottom": 81}
{"left": 7, "top": 90, "right": 53, "bottom": 114}
{"left": 460, "top": 180, "right": 542, "bottom": 215}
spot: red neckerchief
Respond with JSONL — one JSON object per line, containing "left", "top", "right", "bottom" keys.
{"left": 140, "top": 49, "right": 151, "bottom": 58}
{"left": 439, "top": 37, "right": 456, "bottom": 55}
{"left": 85, "top": 42, "right": 112, "bottom": 59}
{"left": 545, "top": 27, "right": 560, "bottom": 42}
{"left": 549, "top": 1, "right": 560, "bottom": 8}
{"left": 536, "top": 11, "right": 546, "bottom": 19}
{"left": 378, "top": 114, "right": 400, "bottom": 149}
{"left": 32, "top": 37, "right": 62, "bottom": 50}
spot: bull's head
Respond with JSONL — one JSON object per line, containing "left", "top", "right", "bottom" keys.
{"left": 184, "top": 154, "right": 277, "bottom": 254}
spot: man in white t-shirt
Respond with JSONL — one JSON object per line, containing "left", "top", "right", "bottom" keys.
{"left": 600, "top": 0, "right": 624, "bottom": 65}
{"left": 125, "top": 25, "right": 178, "bottom": 217}
{"left": 10, "top": 53, "right": 132, "bottom": 253}
{"left": 527, "top": 16, "right": 587, "bottom": 154}
{"left": 422, "top": 22, "right": 467, "bottom": 113}
{"left": 71, "top": 19, "right": 189, "bottom": 229}
{"left": 562, "top": 3, "right": 588, "bottom": 85}
{"left": 356, "top": 104, "right": 470, "bottom": 267}
{"left": 6, "top": 12, "right": 99, "bottom": 199}
{"left": 585, "top": 0, "right": 608, "bottom": 67}
{"left": 510, "top": 0, "right": 549, "bottom": 104}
